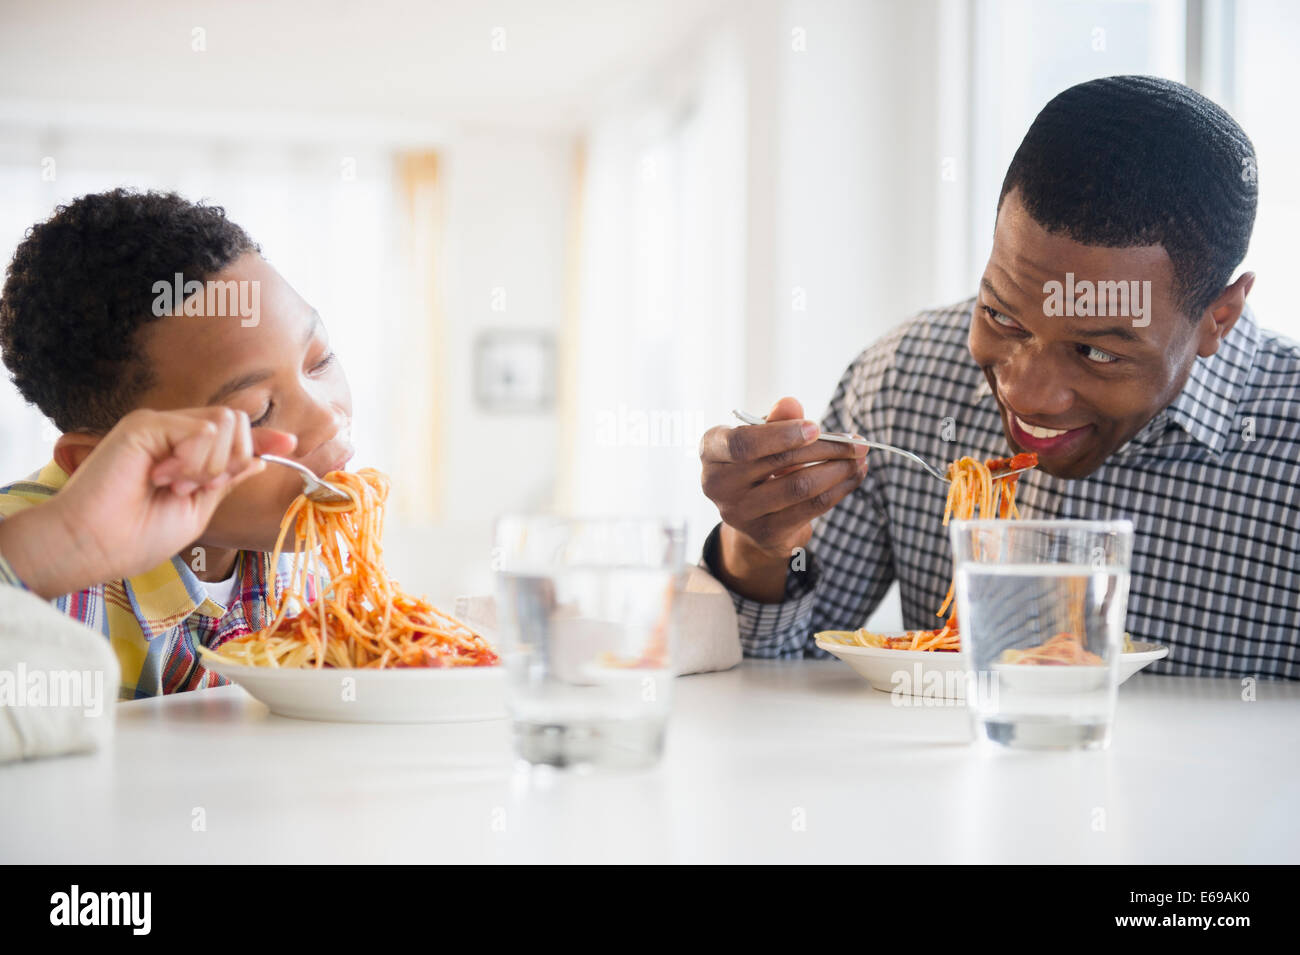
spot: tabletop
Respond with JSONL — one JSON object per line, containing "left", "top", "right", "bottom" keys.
{"left": 2, "top": 661, "right": 1297, "bottom": 864}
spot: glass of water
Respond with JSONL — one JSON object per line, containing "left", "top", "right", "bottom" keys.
{"left": 493, "top": 516, "right": 686, "bottom": 770}
{"left": 949, "top": 519, "right": 1134, "bottom": 750}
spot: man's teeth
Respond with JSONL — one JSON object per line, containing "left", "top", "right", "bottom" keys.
{"left": 1015, "top": 415, "right": 1069, "bottom": 439}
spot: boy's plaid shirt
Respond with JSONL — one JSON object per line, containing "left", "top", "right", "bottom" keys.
{"left": 702, "top": 298, "right": 1300, "bottom": 679}
{"left": 0, "top": 460, "right": 310, "bottom": 698}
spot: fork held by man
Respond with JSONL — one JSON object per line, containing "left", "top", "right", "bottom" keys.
{"left": 699, "top": 396, "right": 869, "bottom": 604}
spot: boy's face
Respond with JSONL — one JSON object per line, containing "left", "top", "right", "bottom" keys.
{"left": 134, "top": 252, "right": 353, "bottom": 551}
{"left": 968, "top": 189, "right": 1226, "bottom": 480}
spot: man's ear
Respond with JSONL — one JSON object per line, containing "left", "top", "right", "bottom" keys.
{"left": 52, "top": 431, "right": 102, "bottom": 477}
{"left": 1195, "top": 271, "right": 1255, "bottom": 358}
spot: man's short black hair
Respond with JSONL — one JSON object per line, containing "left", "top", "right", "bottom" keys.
{"left": 0, "top": 189, "right": 258, "bottom": 433}
{"left": 998, "top": 74, "right": 1257, "bottom": 319}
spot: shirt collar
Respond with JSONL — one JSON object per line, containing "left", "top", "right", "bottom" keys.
{"left": 121, "top": 556, "right": 218, "bottom": 639}
{"left": 36, "top": 460, "right": 262, "bottom": 639}
{"left": 968, "top": 304, "right": 1260, "bottom": 457}
{"left": 1162, "top": 303, "right": 1259, "bottom": 455}
{"left": 30, "top": 458, "right": 73, "bottom": 489}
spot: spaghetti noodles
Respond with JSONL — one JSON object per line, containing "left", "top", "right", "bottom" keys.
{"left": 819, "top": 452, "right": 1036, "bottom": 653}
{"left": 993, "top": 628, "right": 1138, "bottom": 665}
{"left": 999, "top": 631, "right": 1103, "bottom": 666}
{"left": 203, "top": 469, "right": 499, "bottom": 669}
{"left": 935, "top": 453, "right": 1036, "bottom": 618}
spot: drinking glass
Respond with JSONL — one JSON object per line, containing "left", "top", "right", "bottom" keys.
{"left": 949, "top": 519, "right": 1134, "bottom": 750}
{"left": 494, "top": 516, "right": 686, "bottom": 770}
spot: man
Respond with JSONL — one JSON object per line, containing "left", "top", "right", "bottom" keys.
{"left": 699, "top": 75, "right": 1298, "bottom": 678}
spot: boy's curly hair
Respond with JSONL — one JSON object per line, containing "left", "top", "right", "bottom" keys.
{"left": 0, "top": 189, "right": 258, "bottom": 433}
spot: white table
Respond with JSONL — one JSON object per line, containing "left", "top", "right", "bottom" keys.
{"left": 2, "top": 661, "right": 1296, "bottom": 863}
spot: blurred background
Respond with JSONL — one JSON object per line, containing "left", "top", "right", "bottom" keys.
{"left": 0, "top": 0, "right": 1296, "bottom": 626}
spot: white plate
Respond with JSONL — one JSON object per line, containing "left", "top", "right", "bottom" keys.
{"left": 815, "top": 635, "right": 1169, "bottom": 701}
{"left": 199, "top": 650, "right": 507, "bottom": 723}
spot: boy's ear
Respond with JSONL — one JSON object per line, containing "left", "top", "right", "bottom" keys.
{"left": 53, "top": 431, "right": 102, "bottom": 477}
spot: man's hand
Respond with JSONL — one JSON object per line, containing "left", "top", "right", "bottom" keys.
{"left": 0, "top": 407, "right": 296, "bottom": 599}
{"left": 699, "top": 397, "right": 868, "bottom": 602}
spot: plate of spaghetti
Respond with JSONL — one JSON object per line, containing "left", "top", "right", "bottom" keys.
{"left": 815, "top": 451, "right": 1168, "bottom": 698}
{"left": 817, "top": 630, "right": 1167, "bottom": 699}
{"left": 818, "top": 453, "right": 1037, "bottom": 653}
{"left": 991, "top": 632, "right": 1169, "bottom": 694}
{"left": 199, "top": 468, "right": 505, "bottom": 723}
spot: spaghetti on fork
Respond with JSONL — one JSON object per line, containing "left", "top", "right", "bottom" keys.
{"left": 818, "top": 452, "right": 1036, "bottom": 652}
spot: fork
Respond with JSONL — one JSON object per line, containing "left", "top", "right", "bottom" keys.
{"left": 257, "top": 454, "right": 353, "bottom": 503}
{"left": 731, "top": 409, "right": 1035, "bottom": 484}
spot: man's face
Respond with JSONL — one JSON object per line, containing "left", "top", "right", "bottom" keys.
{"left": 969, "top": 189, "right": 1203, "bottom": 480}
{"left": 134, "top": 252, "right": 353, "bottom": 551}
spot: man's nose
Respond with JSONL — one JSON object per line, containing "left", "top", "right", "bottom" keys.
{"left": 997, "top": 349, "right": 1075, "bottom": 418}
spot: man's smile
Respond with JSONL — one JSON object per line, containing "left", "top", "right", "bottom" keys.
{"left": 988, "top": 378, "right": 1095, "bottom": 462}
{"left": 1006, "top": 410, "right": 1093, "bottom": 455}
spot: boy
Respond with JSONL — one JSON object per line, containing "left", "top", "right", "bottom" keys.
{"left": 0, "top": 189, "right": 353, "bottom": 697}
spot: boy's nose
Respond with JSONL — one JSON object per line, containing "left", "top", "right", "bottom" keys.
{"left": 297, "top": 406, "right": 351, "bottom": 471}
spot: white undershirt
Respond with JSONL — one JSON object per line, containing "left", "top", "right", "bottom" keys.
{"left": 199, "top": 568, "right": 240, "bottom": 609}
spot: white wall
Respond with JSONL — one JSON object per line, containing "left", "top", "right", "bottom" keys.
{"left": 383, "top": 129, "right": 574, "bottom": 607}
{"left": 735, "top": 0, "right": 972, "bottom": 630}
{"left": 1237, "top": 0, "right": 1300, "bottom": 340}
{"left": 740, "top": 0, "right": 972, "bottom": 425}
{"left": 565, "top": 25, "right": 748, "bottom": 562}
{"left": 777, "top": 0, "right": 930, "bottom": 417}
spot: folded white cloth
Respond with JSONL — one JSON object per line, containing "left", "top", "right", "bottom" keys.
{"left": 455, "top": 565, "right": 742, "bottom": 675}
{"left": 0, "top": 585, "right": 119, "bottom": 764}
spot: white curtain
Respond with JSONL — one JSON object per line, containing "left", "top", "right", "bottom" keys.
{"left": 568, "top": 30, "right": 747, "bottom": 559}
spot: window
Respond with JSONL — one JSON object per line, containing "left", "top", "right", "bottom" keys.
{"left": 566, "top": 30, "right": 746, "bottom": 558}
{"left": 1234, "top": 0, "right": 1300, "bottom": 340}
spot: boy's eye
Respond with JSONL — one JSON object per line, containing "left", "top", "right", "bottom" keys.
{"left": 250, "top": 400, "right": 274, "bottom": 427}
{"left": 1079, "top": 344, "right": 1119, "bottom": 364}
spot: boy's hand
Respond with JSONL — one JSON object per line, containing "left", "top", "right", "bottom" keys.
{"left": 0, "top": 408, "right": 296, "bottom": 599}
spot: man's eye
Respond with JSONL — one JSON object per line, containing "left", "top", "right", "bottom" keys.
{"left": 983, "top": 305, "right": 1017, "bottom": 328}
{"left": 250, "top": 400, "right": 274, "bottom": 427}
{"left": 1080, "top": 344, "right": 1119, "bottom": 364}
